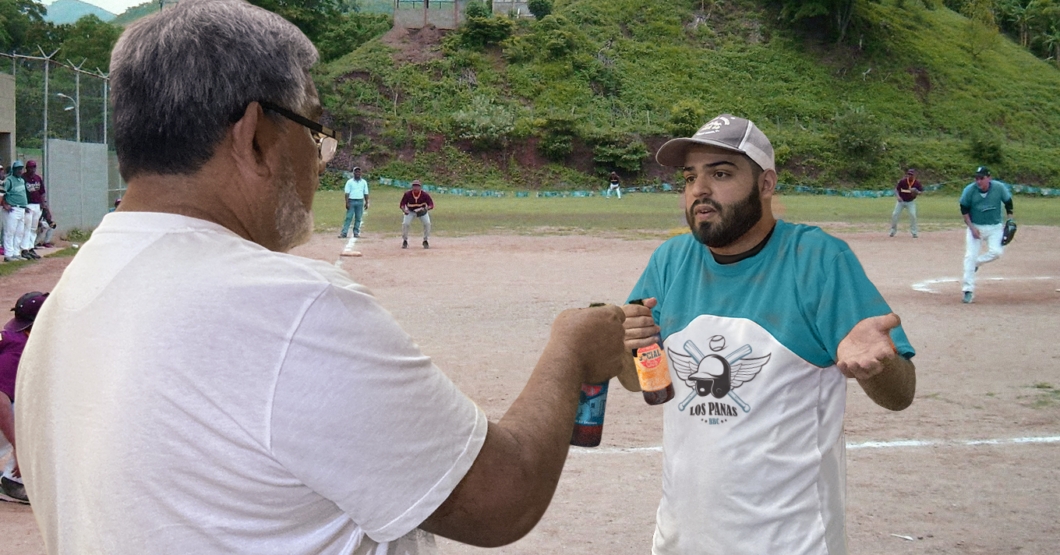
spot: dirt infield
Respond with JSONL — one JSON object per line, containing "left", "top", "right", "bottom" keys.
{"left": 2, "top": 225, "right": 1058, "bottom": 554}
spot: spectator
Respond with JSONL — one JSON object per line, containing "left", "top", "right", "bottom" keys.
{"left": 1, "top": 161, "right": 30, "bottom": 262}
{"left": 22, "top": 160, "right": 47, "bottom": 258}
{"left": 0, "top": 291, "right": 48, "bottom": 505}
{"left": 15, "top": 2, "right": 632, "bottom": 553}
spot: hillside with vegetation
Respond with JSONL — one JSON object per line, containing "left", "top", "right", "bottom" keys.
{"left": 311, "top": 0, "right": 1060, "bottom": 192}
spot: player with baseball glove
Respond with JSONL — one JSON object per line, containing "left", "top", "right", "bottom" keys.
{"left": 959, "top": 166, "right": 1015, "bottom": 303}
{"left": 399, "top": 179, "right": 434, "bottom": 249}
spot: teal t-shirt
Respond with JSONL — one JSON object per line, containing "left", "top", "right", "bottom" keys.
{"left": 959, "top": 180, "right": 1012, "bottom": 226}
{"left": 2, "top": 175, "right": 27, "bottom": 207}
{"left": 629, "top": 220, "right": 914, "bottom": 367}
{"left": 627, "top": 220, "right": 914, "bottom": 554}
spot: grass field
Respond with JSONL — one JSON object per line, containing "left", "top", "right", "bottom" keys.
{"left": 314, "top": 187, "right": 1060, "bottom": 237}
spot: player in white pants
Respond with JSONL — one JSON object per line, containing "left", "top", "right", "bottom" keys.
{"left": 959, "top": 166, "right": 1013, "bottom": 304}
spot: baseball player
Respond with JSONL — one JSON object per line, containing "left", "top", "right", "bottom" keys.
{"left": 959, "top": 166, "right": 1014, "bottom": 304}
{"left": 399, "top": 179, "right": 433, "bottom": 249}
{"left": 606, "top": 171, "right": 622, "bottom": 198}
{"left": 889, "top": 168, "right": 922, "bottom": 238}
{"left": 619, "top": 114, "right": 916, "bottom": 555}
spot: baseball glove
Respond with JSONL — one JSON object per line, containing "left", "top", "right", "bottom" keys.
{"left": 414, "top": 207, "right": 428, "bottom": 217}
{"left": 1001, "top": 218, "right": 1017, "bottom": 246}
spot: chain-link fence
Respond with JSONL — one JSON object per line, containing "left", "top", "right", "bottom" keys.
{"left": 1, "top": 52, "right": 123, "bottom": 233}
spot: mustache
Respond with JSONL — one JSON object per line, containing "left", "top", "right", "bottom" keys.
{"left": 689, "top": 198, "right": 722, "bottom": 212}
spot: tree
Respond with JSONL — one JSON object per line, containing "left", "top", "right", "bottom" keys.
{"left": 248, "top": 0, "right": 342, "bottom": 45}
{"left": 0, "top": 0, "right": 47, "bottom": 52}
{"left": 1043, "top": 25, "right": 1060, "bottom": 66}
{"left": 528, "top": 0, "right": 552, "bottom": 20}
{"left": 961, "top": 0, "right": 1000, "bottom": 58}
{"left": 769, "top": 0, "right": 869, "bottom": 44}
{"left": 997, "top": 0, "right": 1040, "bottom": 47}
{"left": 60, "top": 15, "right": 121, "bottom": 71}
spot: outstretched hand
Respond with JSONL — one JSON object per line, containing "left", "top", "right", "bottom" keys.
{"left": 836, "top": 313, "right": 901, "bottom": 380}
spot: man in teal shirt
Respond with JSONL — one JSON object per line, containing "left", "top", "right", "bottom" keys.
{"left": 959, "top": 165, "right": 1014, "bottom": 304}
{"left": 1, "top": 161, "right": 29, "bottom": 262}
{"left": 339, "top": 166, "right": 370, "bottom": 239}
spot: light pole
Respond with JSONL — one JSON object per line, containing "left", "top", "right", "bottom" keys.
{"left": 57, "top": 92, "right": 80, "bottom": 143}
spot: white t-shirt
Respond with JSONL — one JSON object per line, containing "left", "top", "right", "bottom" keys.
{"left": 16, "top": 212, "right": 487, "bottom": 555}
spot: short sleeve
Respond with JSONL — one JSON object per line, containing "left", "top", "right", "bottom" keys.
{"left": 814, "top": 248, "right": 915, "bottom": 361}
{"left": 270, "top": 284, "right": 487, "bottom": 543}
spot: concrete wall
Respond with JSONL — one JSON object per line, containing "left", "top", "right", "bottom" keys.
{"left": 394, "top": 0, "right": 462, "bottom": 29}
{"left": 46, "top": 139, "right": 109, "bottom": 235}
{"left": 0, "top": 74, "right": 15, "bottom": 168}
{"left": 492, "top": 0, "right": 530, "bottom": 17}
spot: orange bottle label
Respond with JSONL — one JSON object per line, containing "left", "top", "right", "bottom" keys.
{"left": 635, "top": 344, "right": 672, "bottom": 392}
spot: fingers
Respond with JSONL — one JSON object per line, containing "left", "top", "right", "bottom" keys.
{"left": 622, "top": 299, "right": 660, "bottom": 352}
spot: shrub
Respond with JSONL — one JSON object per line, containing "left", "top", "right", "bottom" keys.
{"left": 833, "top": 108, "right": 885, "bottom": 179}
{"left": 667, "top": 100, "right": 707, "bottom": 138}
{"left": 450, "top": 95, "right": 517, "bottom": 150}
{"left": 465, "top": 0, "right": 491, "bottom": 19}
{"left": 591, "top": 132, "right": 649, "bottom": 174}
{"left": 459, "top": 15, "right": 516, "bottom": 49}
{"left": 968, "top": 133, "right": 1004, "bottom": 165}
{"left": 528, "top": 0, "right": 552, "bottom": 20}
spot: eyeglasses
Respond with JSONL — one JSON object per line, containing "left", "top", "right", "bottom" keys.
{"left": 259, "top": 101, "right": 339, "bottom": 164}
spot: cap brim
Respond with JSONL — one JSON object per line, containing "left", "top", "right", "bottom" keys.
{"left": 656, "top": 137, "right": 751, "bottom": 167}
{"left": 4, "top": 318, "right": 31, "bottom": 332}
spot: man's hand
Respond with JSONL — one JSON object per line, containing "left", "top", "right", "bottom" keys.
{"left": 837, "top": 313, "right": 900, "bottom": 380}
{"left": 1, "top": 203, "right": 10, "bottom": 212}
{"left": 549, "top": 304, "right": 633, "bottom": 385}
{"left": 622, "top": 298, "right": 661, "bottom": 353}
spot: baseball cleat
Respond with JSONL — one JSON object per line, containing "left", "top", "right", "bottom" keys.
{"left": 962, "top": 291, "right": 974, "bottom": 304}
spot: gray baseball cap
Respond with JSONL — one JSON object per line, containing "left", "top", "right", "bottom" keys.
{"left": 656, "top": 114, "right": 775, "bottom": 172}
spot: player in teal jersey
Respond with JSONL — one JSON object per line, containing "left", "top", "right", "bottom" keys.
{"left": 958, "top": 166, "right": 1014, "bottom": 304}
{"left": 616, "top": 114, "right": 917, "bottom": 555}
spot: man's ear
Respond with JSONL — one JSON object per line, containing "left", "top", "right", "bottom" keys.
{"left": 230, "top": 102, "right": 280, "bottom": 183}
{"left": 760, "top": 168, "right": 778, "bottom": 198}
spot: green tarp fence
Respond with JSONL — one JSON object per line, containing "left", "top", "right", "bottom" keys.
{"left": 360, "top": 175, "right": 1060, "bottom": 199}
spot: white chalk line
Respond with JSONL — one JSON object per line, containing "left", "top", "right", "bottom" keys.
{"left": 912, "top": 275, "right": 1055, "bottom": 293}
{"left": 571, "top": 436, "right": 1060, "bottom": 455}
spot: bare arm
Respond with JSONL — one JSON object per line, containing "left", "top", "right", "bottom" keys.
{"left": 836, "top": 313, "right": 916, "bottom": 411}
{"left": 420, "top": 305, "right": 634, "bottom": 547}
{"left": 0, "top": 391, "right": 15, "bottom": 464}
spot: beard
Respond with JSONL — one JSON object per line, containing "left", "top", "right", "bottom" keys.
{"left": 273, "top": 162, "right": 314, "bottom": 252}
{"left": 686, "top": 184, "right": 763, "bottom": 248}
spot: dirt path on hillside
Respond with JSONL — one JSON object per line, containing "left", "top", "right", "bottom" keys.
{"left": 2, "top": 227, "right": 1059, "bottom": 554}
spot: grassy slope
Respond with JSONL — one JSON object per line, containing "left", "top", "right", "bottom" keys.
{"left": 317, "top": 0, "right": 1060, "bottom": 190}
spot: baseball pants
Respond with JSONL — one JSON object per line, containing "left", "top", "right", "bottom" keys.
{"left": 890, "top": 200, "right": 918, "bottom": 236}
{"left": 2, "top": 207, "right": 26, "bottom": 259}
{"left": 402, "top": 212, "right": 431, "bottom": 241}
{"left": 962, "top": 223, "right": 1004, "bottom": 293}
{"left": 21, "top": 203, "right": 42, "bottom": 251}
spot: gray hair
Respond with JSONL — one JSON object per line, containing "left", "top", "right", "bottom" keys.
{"left": 110, "top": 0, "right": 318, "bottom": 181}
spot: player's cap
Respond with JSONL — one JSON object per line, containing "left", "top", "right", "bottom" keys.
{"left": 975, "top": 165, "right": 991, "bottom": 177}
{"left": 411, "top": 180, "right": 422, "bottom": 186}
{"left": 353, "top": 166, "right": 361, "bottom": 171}
{"left": 6, "top": 291, "right": 48, "bottom": 332}
{"left": 656, "top": 114, "right": 775, "bottom": 172}
{"left": 11, "top": 160, "right": 24, "bottom": 170}
{"left": 25, "top": 160, "right": 36, "bottom": 168}
{"left": 906, "top": 168, "right": 916, "bottom": 175}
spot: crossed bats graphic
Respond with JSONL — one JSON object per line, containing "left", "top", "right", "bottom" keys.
{"left": 671, "top": 340, "right": 770, "bottom": 413}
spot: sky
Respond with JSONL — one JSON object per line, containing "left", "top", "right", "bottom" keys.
{"left": 43, "top": 0, "right": 151, "bottom": 16}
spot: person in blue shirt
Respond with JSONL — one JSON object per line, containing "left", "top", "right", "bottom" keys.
{"left": 339, "top": 166, "right": 370, "bottom": 239}
{"left": 618, "top": 114, "right": 916, "bottom": 555}
{"left": 958, "top": 166, "right": 1014, "bottom": 304}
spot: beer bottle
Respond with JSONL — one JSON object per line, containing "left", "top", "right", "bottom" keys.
{"left": 571, "top": 302, "right": 610, "bottom": 447}
{"left": 631, "top": 299, "right": 674, "bottom": 405}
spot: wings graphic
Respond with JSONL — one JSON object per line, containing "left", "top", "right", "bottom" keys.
{"left": 667, "top": 348, "right": 699, "bottom": 387}
{"left": 729, "top": 354, "right": 770, "bottom": 388}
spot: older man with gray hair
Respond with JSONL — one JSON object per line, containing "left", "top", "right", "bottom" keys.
{"left": 15, "top": 2, "right": 632, "bottom": 554}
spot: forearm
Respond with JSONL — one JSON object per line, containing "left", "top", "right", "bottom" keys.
{"left": 421, "top": 340, "right": 584, "bottom": 546}
{"left": 856, "top": 355, "right": 916, "bottom": 411}
{"left": 0, "top": 394, "right": 15, "bottom": 449}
